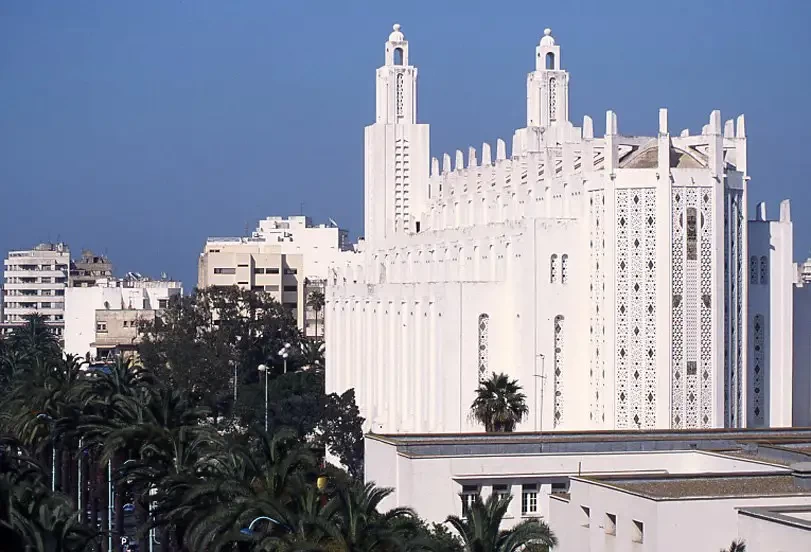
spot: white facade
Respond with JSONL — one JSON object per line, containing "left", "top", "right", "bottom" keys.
{"left": 2, "top": 243, "right": 70, "bottom": 335}
{"left": 64, "top": 277, "right": 182, "bottom": 360}
{"left": 549, "top": 473, "right": 811, "bottom": 552}
{"left": 326, "top": 25, "right": 805, "bottom": 434}
{"left": 364, "top": 430, "right": 811, "bottom": 549}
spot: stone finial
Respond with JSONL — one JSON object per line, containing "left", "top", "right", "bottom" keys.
{"left": 780, "top": 199, "right": 791, "bottom": 223}
{"left": 468, "top": 146, "right": 478, "bottom": 168}
{"left": 442, "top": 153, "right": 451, "bottom": 174}
{"left": 680, "top": 128, "right": 689, "bottom": 137}
{"left": 736, "top": 114, "right": 746, "bottom": 138}
{"left": 709, "top": 110, "right": 721, "bottom": 135}
{"left": 389, "top": 23, "right": 405, "bottom": 42}
{"left": 482, "top": 142, "right": 492, "bottom": 166}
{"left": 540, "top": 27, "right": 555, "bottom": 46}
{"left": 583, "top": 115, "right": 594, "bottom": 139}
{"left": 496, "top": 139, "right": 506, "bottom": 160}
{"left": 455, "top": 150, "right": 464, "bottom": 171}
{"left": 431, "top": 157, "right": 439, "bottom": 177}
{"left": 605, "top": 110, "right": 617, "bottom": 136}
{"left": 724, "top": 119, "right": 734, "bottom": 138}
{"left": 659, "top": 108, "right": 668, "bottom": 135}
{"left": 757, "top": 202, "right": 767, "bottom": 221}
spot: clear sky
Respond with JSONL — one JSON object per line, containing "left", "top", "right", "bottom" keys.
{"left": 1, "top": 1, "right": 810, "bottom": 289}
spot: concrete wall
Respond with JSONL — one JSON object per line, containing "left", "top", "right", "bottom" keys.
{"left": 738, "top": 509, "right": 811, "bottom": 552}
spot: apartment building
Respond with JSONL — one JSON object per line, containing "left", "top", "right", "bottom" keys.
{"left": 64, "top": 275, "right": 183, "bottom": 360}
{"left": 69, "top": 250, "right": 113, "bottom": 287}
{"left": 2, "top": 243, "right": 70, "bottom": 335}
{"left": 198, "top": 216, "right": 351, "bottom": 336}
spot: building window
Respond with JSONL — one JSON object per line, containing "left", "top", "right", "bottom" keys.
{"left": 461, "top": 485, "right": 479, "bottom": 517}
{"left": 96, "top": 322, "right": 107, "bottom": 333}
{"left": 550, "top": 254, "right": 558, "bottom": 283}
{"left": 581, "top": 506, "right": 590, "bottom": 528}
{"left": 213, "top": 267, "right": 236, "bottom": 275}
{"left": 686, "top": 208, "right": 697, "bottom": 260}
{"left": 605, "top": 513, "right": 617, "bottom": 536}
{"left": 632, "top": 520, "right": 644, "bottom": 543}
{"left": 561, "top": 254, "right": 569, "bottom": 284}
{"left": 283, "top": 302, "right": 297, "bottom": 310}
{"left": 521, "top": 484, "right": 538, "bottom": 515}
{"left": 158, "top": 299, "right": 168, "bottom": 309}
{"left": 760, "top": 255, "right": 768, "bottom": 285}
{"left": 40, "top": 302, "right": 51, "bottom": 309}
{"left": 254, "top": 268, "right": 265, "bottom": 274}
{"left": 492, "top": 484, "right": 510, "bottom": 503}
{"left": 551, "top": 481, "right": 569, "bottom": 494}
{"left": 123, "top": 321, "right": 129, "bottom": 328}
{"left": 267, "top": 267, "right": 280, "bottom": 274}
{"left": 283, "top": 285, "right": 298, "bottom": 292}
{"left": 477, "top": 314, "right": 489, "bottom": 382}
{"left": 265, "top": 285, "right": 280, "bottom": 292}
{"left": 283, "top": 268, "right": 297, "bottom": 275}
{"left": 237, "top": 264, "right": 248, "bottom": 268}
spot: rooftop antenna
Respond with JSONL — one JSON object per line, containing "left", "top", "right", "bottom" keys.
{"left": 329, "top": 218, "right": 338, "bottom": 228}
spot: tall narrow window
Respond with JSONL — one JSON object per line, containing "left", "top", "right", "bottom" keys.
{"left": 396, "top": 73, "right": 404, "bottom": 118}
{"left": 461, "top": 485, "right": 479, "bottom": 517}
{"left": 393, "top": 47, "right": 403, "bottom": 65}
{"left": 760, "top": 256, "right": 768, "bottom": 285}
{"left": 561, "top": 254, "right": 569, "bottom": 284}
{"left": 548, "top": 77, "right": 557, "bottom": 122}
{"left": 521, "top": 484, "right": 538, "bottom": 515}
{"left": 478, "top": 314, "right": 490, "bottom": 381}
{"left": 550, "top": 254, "right": 558, "bottom": 283}
{"left": 686, "top": 208, "right": 697, "bottom": 260}
{"left": 554, "top": 315, "right": 565, "bottom": 427}
{"left": 546, "top": 52, "right": 555, "bottom": 69}
{"left": 492, "top": 484, "right": 510, "bottom": 502}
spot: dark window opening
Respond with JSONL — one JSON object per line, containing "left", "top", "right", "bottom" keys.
{"left": 546, "top": 52, "right": 555, "bottom": 70}
{"left": 394, "top": 47, "right": 403, "bottom": 65}
{"left": 686, "top": 207, "right": 697, "bottom": 260}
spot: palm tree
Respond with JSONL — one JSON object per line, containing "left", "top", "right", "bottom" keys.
{"left": 5, "top": 313, "right": 61, "bottom": 363}
{"left": 470, "top": 373, "right": 529, "bottom": 432}
{"left": 299, "top": 339, "right": 325, "bottom": 372}
{"left": 307, "top": 290, "right": 326, "bottom": 338}
{"left": 446, "top": 494, "right": 556, "bottom": 552}
{"left": 722, "top": 540, "right": 746, "bottom": 552}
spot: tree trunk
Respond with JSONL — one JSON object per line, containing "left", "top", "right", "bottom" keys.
{"left": 135, "top": 494, "right": 148, "bottom": 552}
{"left": 89, "top": 457, "right": 99, "bottom": 532}
{"left": 100, "top": 459, "right": 110, "bottom": 552}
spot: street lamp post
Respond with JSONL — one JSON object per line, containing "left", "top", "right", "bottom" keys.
{"left": 258, "top": 364, "right": 269, "bottom": 432}
{"left": 533, "top": 354, "right": 546, "bottom": 433}
{"left": 278, "top": 342, "right": 291, "bottom": 374}
{"left": 36, "top": 413, "right": 56, "bottom": 492}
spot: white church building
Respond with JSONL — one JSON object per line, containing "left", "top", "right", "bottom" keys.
{"left": 326, "top": 25, "right": 808, "bottom": 434}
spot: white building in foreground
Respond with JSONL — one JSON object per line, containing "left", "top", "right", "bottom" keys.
{"left": 64, "top": 276, "right": 182, "bottom": 361}
{"left": 200, "top": 216, "right": 350, "bottom": 337}
{"left": 365, "top": 430, "right": 811, "bottom": 551}
{"left": 327, "top": 25, "right": 809, "bottom": 434}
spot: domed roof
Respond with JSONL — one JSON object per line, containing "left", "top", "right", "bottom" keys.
{"left": 540, "top": 28, "right": 555, "bottom": 47}
{"left": 389, "top": 23, "right": 405, "bottom": 42}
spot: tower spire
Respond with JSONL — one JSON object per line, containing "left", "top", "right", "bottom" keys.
{"left": 526, "top": 28, "right": 570, "bottom": 128}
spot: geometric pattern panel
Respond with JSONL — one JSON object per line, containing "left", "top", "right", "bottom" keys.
{"left": 589, "top": 191, "right": 605, "bottom": 425}
{"left": 671, "top": 187, "right": 714, "bottom": 429}
{"left": 616, "top": 188, "right": 657, "bottom": 429}
{"left": 478, "top": 314, "right": 489, "bottom": 382}
{"left": 723, "top": 189, "right": 745, "bottom": 427}
{"left": 751, "top": 313, "right": 765, "bottom": 425}
{"left": 554, "top": 314, "right": 564, "bottom": 427}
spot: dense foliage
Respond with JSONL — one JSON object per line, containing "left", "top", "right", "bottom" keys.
{"left": 0, "top": 293, "right": 556, "bottom": 551}
{"left": 470, "top": 373, "right": 529, "bottom": 433}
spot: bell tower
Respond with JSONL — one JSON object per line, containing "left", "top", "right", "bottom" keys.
{"left": 364, "top": 24, "right": 430, "bottom": 244}
{"left": 527, "top": 29, "right": 570, "bottom": 128}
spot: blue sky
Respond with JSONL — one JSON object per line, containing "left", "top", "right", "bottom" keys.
{"left": 1, "top": 1, "right": 809, "bottom": 289}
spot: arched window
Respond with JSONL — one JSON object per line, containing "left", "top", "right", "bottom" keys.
{"left": 554, "top": 315, "right": 564, "bottom": 427}
{"left": 545, "top": 52, "right": 555, "bottom": 70}
{"left": 478, "top": 314, "right": 490, "bottom": 382}
{"left": 561, "top": 254, "right": 569, "bottom": 284}
{"left": 550, "top": 254, "right": 558, "bottom": 283}
{"left": 393, "top": 47, "right": 404, "bottom": 65}
{"left": 760, "top": 256, "right": 768, "bottom": 285}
